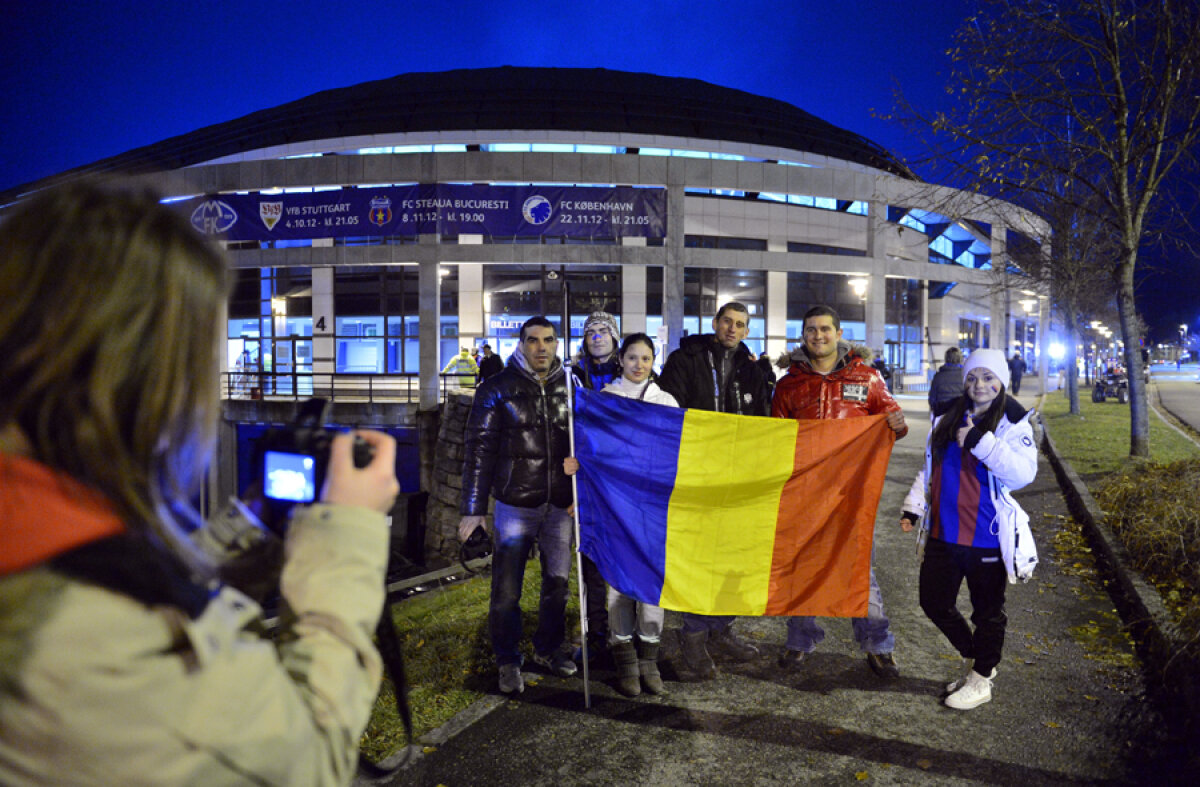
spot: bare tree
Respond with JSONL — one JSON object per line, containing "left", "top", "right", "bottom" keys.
{"left": 896, "top": 0, "right": 1200, "bottom": 457}
{"left": 1003, "top": 188, "right": 1119, "bottom": 414}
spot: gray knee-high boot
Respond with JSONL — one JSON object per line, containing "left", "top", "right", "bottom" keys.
{"left": 638, "top": 639, "right": 667, "bottom": 695}
{"left": 612, "top": 640, "right": 641, "bottom": 697}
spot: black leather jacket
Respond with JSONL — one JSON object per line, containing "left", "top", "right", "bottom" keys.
{"left": 657, "top": 333, "right": 771, "bottom": 415}
{"left": 460, "top": 355, "right": 572, "bottom": 514}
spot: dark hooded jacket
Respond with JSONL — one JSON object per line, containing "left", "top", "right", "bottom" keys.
{"left": 772, "top": 341, "right": 908, "bottom": 437}
{"left": 657, "top": 333, "right": 771, "bottom": 415}
{"left": 571, "top": 350, "right": 621, "bottom": 392}
{"left": 460, "top": 353, "right": 572, "bottom": 514}
{"left": 928, "top": 362, "right": 964, "bottom": 417}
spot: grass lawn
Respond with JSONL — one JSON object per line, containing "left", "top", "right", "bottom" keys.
{"left": 359, "top": 561, "right": 580, "bottom": 761}
{"left": 1040, "top": 385, "right": 1200, "bottom": 681}
{"left": 1038, "top": 387, "right": 1200, "bottom": 474}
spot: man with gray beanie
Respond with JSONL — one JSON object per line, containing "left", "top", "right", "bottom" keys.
{"left": 569, "top": 311, "right": 623, "bottom": 662}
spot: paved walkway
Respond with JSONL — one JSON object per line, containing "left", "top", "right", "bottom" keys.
{"left": 362, "top": 392, "right": 1169, "bottom": 786}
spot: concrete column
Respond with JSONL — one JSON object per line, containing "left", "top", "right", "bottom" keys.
{"left": 458, "top": 262, "right": 484, "bottom": 347}
{"left": 311, "top": 266, "right": 335, "bottom": 380}
{"left": 865, "top": 200, "right": 888, "bottom": 354}
{"left": 865, "top": 269, "right": 886, "bottom": 355}
{"left": 418, "top": 244, "right": 441, "bottom": 410}
{"left": 663, "top": 176, "right": 686, "bottom": 353}
{"left": 766, "top": 270, "right": 788, "bottom": 360}
{"left": 990, "top": 224, "right": 1010, "bottom": 351}
{"left": 989, "top": 286, "right": 1007, "bottom": 351}
{"left": 622, "top": 264, "right": 647, "bottom": 336}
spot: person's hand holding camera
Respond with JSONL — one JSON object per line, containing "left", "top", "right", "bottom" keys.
{"left": 321, "top": 430, "right": 399, "bottom": 513}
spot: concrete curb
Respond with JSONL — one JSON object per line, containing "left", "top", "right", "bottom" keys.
{"left": 354, "top": 694, "right": 509, "bottom": 784}
{"left": 1036, "top": 394, "right": 1196, "bottom": 730}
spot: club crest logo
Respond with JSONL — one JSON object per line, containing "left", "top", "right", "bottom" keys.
{"left": 190, "top": 200, "right": 238, "bottom": 235}
{"left": 522, "top": 195, "right": 552, "bottom": 225}
{"left": 259, "top": 201, "right": 283, "bottom": 231}
{"left": 369, "top": 196, "right": 393, "bottom": 227}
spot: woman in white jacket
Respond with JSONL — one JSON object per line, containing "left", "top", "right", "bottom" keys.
{"left": 565, "top": 333, "right": 677, "bottom": 697}
{"left": 899, "top": 348, "right": 1038, "bottom": 711}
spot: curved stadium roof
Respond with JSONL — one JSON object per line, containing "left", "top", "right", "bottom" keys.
{"left": 3, "top": 66, "right": 915, "bottom": 202}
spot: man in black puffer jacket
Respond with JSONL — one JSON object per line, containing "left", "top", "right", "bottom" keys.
{"left": 459, "top": 316, "right": 575, "bottom": 694}
{"left": 656, "top": 301, "right": 772, "bottom": 680}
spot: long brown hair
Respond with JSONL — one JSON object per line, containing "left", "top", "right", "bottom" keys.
{"left": 930, "top": 387, "right": 1008, "bottom": 464}
{"left": 0, "top": 181, "right": 229, "bottom": 575}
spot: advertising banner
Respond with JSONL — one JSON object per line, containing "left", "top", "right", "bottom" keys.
{"left": 181, "top": 184, "right": 666, "bottom": 242}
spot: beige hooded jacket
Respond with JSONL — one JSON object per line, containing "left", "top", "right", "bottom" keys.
{"left": 0, "top": 501, "right": 388, "bottom": 786}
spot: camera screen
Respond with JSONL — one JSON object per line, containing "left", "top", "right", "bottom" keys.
{"left": 263, "top": 450, "right": 317, "bottom": 503}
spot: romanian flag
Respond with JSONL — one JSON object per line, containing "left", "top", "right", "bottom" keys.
{"left": 573, "top": 387, "right": 894, "bottom": 617}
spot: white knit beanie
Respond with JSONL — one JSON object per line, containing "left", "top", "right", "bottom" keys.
{"left": 962, "top": 348, "right": 1011, "bottom": 389}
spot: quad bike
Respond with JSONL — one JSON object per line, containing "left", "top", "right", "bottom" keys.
{"left": 1091, "top": 369, "right": 1128, "bottom": 403}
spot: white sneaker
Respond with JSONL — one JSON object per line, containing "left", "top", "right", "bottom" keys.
{"left": 945, "top": 661, "right": 997, "bottom": 694}
{"left": 945, "top": 669, "right": 993, "bottom": 710}
{"left": 498, "top": 663, "right": 524, "bottom": 694}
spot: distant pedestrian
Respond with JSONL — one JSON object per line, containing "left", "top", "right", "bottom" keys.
{"left": 928, "top": 347, "right": 965, "bottom": 418}
{"left": 477, "top": 343, "right": 503, "bottom": 382}
{"left": 442, "top": 347, "right": 480, "bottom": 389}
{"left": 1008, "top": 352, "right": 1026, "bottom": 395}
{"left": 564, "top": 333, "right": 677, "bottom": 697}
{"left": 872, "top": 353, "right": 892, "bottom": 390}
{"left": 900, "top": 348, "right": 1038, "bottom": 710}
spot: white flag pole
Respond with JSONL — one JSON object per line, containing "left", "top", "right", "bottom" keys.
{"left": 564, "top": 358, "right": 591, "bottom": 709}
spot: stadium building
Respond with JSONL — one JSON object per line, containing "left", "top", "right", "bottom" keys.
{"left": 2, "top": 67, "right": 1048, "bottom": 531}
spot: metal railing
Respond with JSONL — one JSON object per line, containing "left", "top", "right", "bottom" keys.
{"left": 221, "top": 371, "right": 478, "bottom": 403}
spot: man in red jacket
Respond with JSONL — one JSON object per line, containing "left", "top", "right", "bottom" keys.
{"left": 772, "top": 305, "right": 907, "bottom": 679}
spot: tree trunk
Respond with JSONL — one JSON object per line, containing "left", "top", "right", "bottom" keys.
{"left": 1115, "top": 258, "right": 1149, "bottom": 457}
{"left": 1064, "top": 323, "right": 1080, "bottom": 416}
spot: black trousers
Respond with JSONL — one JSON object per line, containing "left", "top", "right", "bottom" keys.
{"left": 919, "top": 537, "right": 1008, "bottom": 676}
{"left": 580, "top": 554, "right": 609, "bottom": 640}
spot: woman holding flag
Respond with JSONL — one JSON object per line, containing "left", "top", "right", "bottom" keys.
{"left": 565, "top": 333, "right": 677, "bottom": 697}
{"left": 899, "top": 348, "right": 1038, "bottom": 710}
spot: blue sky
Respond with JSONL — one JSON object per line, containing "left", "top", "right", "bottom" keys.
{"left": 0, "top": 1, "right": 970, "bottom": 191}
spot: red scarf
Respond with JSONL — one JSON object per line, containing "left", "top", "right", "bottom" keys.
{"left": 0, "top": 454, "right": 126, "bottom": 576}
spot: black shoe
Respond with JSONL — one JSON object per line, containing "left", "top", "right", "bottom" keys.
{"left": 533, "top": 648, "right": 579, "bottom": 678}
{"left": 777, "top": 648, "right": 808, "bottom": 670}
{"left": 866, "top": 652, "right": 899, "bottom": 679}
{"left": 680, "top": 630, "right": 717, "bottom": 681}
{"left": 707, "top": 627, "right": 759, "bottom": 662}
{"left": 573, "top": 633, "right": 610, "bottom": 666}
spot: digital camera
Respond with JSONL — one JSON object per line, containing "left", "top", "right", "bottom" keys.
{"left": 259, "top": 398, "right": 374, "bottom": 504}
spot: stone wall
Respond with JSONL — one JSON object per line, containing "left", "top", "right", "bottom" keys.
{"left": 424, "top": 391, "right": 485, "bottom": 560}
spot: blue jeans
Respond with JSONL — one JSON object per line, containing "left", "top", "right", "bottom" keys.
{"left": 489, "top": 500, "right": 573, "bottom": 667}
{"left": 784, "top": 565, "right": 895, "bottom": 654}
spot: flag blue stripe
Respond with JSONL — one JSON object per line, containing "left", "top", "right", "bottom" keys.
{"left": 574, "top": 387, "right": 683, "bottom": 606}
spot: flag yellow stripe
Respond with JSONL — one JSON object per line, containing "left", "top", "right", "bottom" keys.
{"left": 659, "top": 411, "right": 798, "bottom": 615}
